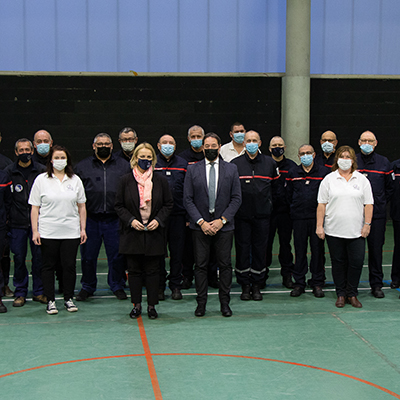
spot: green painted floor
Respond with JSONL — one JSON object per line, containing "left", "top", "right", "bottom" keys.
{"left": 1, "top": 222, "right": 400, "bottom": 399}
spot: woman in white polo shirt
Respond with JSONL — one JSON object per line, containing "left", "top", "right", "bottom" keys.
{"left": 316, "top": 146, "right": 373, "bottom": 308}
{"left": 29, "top": 145, "right": 87, "bottom": 315}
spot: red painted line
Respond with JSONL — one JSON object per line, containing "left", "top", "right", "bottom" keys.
{"left": 153, "top": 353, "right": 400, "bottom": 398}
{"left": 1, "top": 351, "right": 399, "bottom": 398}
{"left": 137, "top": 316, "right": 163, "bottom": 400}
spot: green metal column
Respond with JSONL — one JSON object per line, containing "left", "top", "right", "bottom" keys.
{"left": 281, "top": 0, "right": 311, "bottom": 161}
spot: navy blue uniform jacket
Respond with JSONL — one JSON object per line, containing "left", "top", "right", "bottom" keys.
{"left": 74, "top": 154, "right": 131, "bottom": 217}
{"left": 286, "top": 162, "right": 330, "bottom": 220}
{"left": 154, "top": 153, "right": 187, "bottom": 216}
{"left": 231, "top": 152, "right": 278, "bottom": 219}
{"left": 391, "top": 158, "right": 400, "bottom": 221}
{"left": 356, "top": 152, "right": 394, "bottom": 220}
{"left": 183, "top": 159, "right": 241, "bottom": 231}
{"left": 272, "top": 156, "right": 297, "bottom": 214}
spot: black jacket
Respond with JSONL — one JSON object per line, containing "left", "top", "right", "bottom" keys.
{"left": 0, "top": 169, "right": 12, "bottom": 230}
{"left": 356, "top": 152, "right": 394, "bottom": 220}
{"left": 4, "top": 161, "right": 46, "bottom": 229}
{"left": 286, "top": 162, "right": 330, "bottom": 220}
{"left": 74, "top": 154, "right": 131, "bottom": 217}
{"left": 272, "top": 156, "right": 297, "bottom": 214}
{"left": 115, "top": 172, "right": 173, "bottom": 256}
{"left": 391, "top": 158, "right": 400, "bottom": 221}
{"left": 154, "top": 153, "right": 187, "bottom": 215}
{"left": 231, "top": 152, "right": 278, "bottom": 219}
{"left": 178, "top": 147, "right": 204, "bottom": 165}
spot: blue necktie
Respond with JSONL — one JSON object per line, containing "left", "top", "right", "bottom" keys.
{"left": 209, "top": 162, "right": 216, "bottom": 213}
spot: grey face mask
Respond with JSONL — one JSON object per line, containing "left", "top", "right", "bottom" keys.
{"left": 121, "top": 142, "right": 136, "bottom": 153}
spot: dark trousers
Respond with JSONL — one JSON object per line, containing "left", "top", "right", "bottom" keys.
{"left": 391, "top": 220, "right": 400, "bottom": 283}
{"left": 127, "top": 254, "right": 160, "bottom": 306}
{"left": 292, "top": 219, "right": 325, "bottom": 288}
{"left": 234, "top": 217, "right": 269, "bottom": 286}
{"left": 9, "top": 228, "right": 43, "bottom": 297}
{"left": 326, "top": 235, "right": 365, "bottom": 297}
{"left": 41, "top": 238, "right": 80, "bottom": 301}
{"left": 366, "top": 218, "right": 386, "bottom": 289}
{"left": 181, "top": 226, "right": 218, "bottom": 284}
{"left": 266, "top": 212, "right": 294, "bottom": 277}
{"left": 0, "top": 229, "right": 7, "bottom": 295}
{"left": 80, "top": 215, "right": 125, "bottom": 294}
{"left": 1, "top": 242, "right": 10, "bottom": 287}
{"left": 192, "top": 229, "right": 233, "bottom": 306}
{"left": 159, "top": 214, "right": 185, "bottom": 290}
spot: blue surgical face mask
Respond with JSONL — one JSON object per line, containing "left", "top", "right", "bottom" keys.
{"left": 246, "top": 142, "right": 259, "bottom": 155}
{"left": 321, "top": 141, "right": 334, "bottom": 153}
{"left": 36, "top": 143, "right": 50, "bottom": 156}
{"left": 161, "top": 144, "right": 175, "bottom": 158}
{"left": 233, "top": 132, "right": 245, "bottom": 144}
{"left": 191, "top": 139, "right": 203, "bottom": 149}
{"left": 138, "top": 158, "right": 152, "bottom": 171}
{"left": 360, "top": 143, "right": 374, "bottom": 155}
{"left": 300, "top": 154, "right": 314, "bottom": 167}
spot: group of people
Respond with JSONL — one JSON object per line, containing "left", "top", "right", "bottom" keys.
{"left": 0, "top": 124, "right": 398, "bottom": 319}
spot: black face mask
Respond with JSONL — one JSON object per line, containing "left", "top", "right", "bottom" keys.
{"left": 204, "top": 149, "right": 219, "bottom": 161}
{"left": 96, "top": 147, "right": 111, "bottom": 159}
{"left": 271, "top": 147, "right": 284, "bottom": 158}
{"left": 18, "top": 153, "right": 32, "bottom": 163}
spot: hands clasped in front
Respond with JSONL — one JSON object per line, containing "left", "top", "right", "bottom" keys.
{"left": 201, "top": 219, "right": 223, "bottom": 236}
{"left": 131, "top": 219, "right": 159, "bottom": 231}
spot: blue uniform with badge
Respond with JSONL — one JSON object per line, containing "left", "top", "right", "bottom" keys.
{"left": 356, "top": 151, "right": 394, "bottom": 289}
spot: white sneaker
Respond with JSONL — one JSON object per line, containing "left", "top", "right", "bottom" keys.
{"left": 64, "top": 299, "right": 78, "bottom": 312}
{"left": 46, "top": 301, "right": 58, "bottom": 315}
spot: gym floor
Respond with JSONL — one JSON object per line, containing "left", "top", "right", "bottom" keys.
{"left": 1, "top": 221, "right": 400, "bottom": 399}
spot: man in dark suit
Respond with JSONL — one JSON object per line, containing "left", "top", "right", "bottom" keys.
{"left": 184, "top": 132, "right": 241, "bottom": 317}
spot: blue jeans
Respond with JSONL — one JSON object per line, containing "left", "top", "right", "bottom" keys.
{"left": 79, "top": 215, "right": 125, "bottom": 293}
{"left": 9, "top": 228, "right": 43, "bottom": 297}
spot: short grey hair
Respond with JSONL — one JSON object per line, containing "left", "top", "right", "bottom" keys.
{"left": 187, "top": 125, "right": 205, "bottom": 137}
{"left": 15, "top": 138, "right": 34, "bottom": 151}
{"left": 93, "top": 133, "right": 112, "bottom": 144}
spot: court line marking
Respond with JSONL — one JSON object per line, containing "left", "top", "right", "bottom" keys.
{"left": 0, "top": 352, "right": 399, "bottom": 398}
{"left": 137, "top": 316, "right": 163, "bottom": 400}
{"left": 332, "top": 313, "right": 400, "bottom": 375}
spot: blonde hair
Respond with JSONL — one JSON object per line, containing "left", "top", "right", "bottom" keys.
{"left": 130, "top": 142, "right": 157, "bottom": 169}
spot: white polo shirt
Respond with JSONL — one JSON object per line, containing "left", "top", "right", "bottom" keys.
{"left": 220, "top": 141, "right": 245, "bottom": 162}
{"left": 29, "top": 173, "right": 86, "bottom": 239}
{"left": 317, "top": 170, "right": 374, "bottom": 239}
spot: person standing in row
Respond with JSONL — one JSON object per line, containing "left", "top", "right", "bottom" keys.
{"left": 356, "top": 130, "right": 394, "bottom": 298}
{"left": 32, "top": 130, "right": 53, "bottom": 166}
{"left": 286, "top": 145, "right": 330, "bottom": 298}
{"left": 184, "top": 133, "right": 241, "bottom": 317}
{"left": 231, "top": 131, "right": 278, "bottom": 301}
{"left": 30, "top": 145, "right": 87, "bottom": 314}
{"left": 154, "top": 134, "right": 187, "bottom": 300}
{"left": 390, "top": 157, "right": 400, "bottom": 290}
{"left": 265, "top": 136, "right": 296, "bottom": 289}
{"left": 315, "top": 130, "right": 338, "bottom": 169}
{"left": 220, "top": 122, "right": 246, "bottom": 162}
{"left": 115, "top": 127, "right": 138, "bottom": 162}
{"left": 75, "top": 133, "right": 131, "bottom": 301}
{"left": 317, "top": 146, "right": 373, "bottom": 308}
{"left": 5, "top": 139, "right": 46, "bottom": 307}
{"left": 115, "top": 143, "right": 173, "bottom": 319}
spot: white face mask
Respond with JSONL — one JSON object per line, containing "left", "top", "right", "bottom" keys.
{"left": 53, "top": 159, "right": 67, "bottom": 171}
{"left": 337, "top": 158, "right": 352, "bottom": 171}
{"left": 121, "top": 142, "right": 136, "bottom": 153}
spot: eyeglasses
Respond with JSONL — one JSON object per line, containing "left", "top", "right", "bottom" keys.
{"left": 120, "top": 138, "right": 136, "bottom": 143}
{"left": 95, "top": 142, "right": 112, "bottom": 147}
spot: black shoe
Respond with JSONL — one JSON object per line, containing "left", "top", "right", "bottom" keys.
{"left": 282, "top": 275, "right": 294, "bottom": 289}
{"left": 181, "top": 278, "right": 192, "bottom": 290}
{"left": 147, "top": 306, "right": 158, "bottom": 319}
{"left": 129, "top": 304, "right": 142, "bottom": 319}
{"left": 195, "top": 304, "right": 206, "bottom": 317}
{"left": 171, "top": 288, "right": 183, "bottom": 300}
{"left": 391, "top": 281, "right": 400, "bottom": 289}
{"left": 76, "top": 289, "right": 91, "bottom": 301}
{"left": 113, "top": 289, "right": 128, "bottom": 300}
{"left": 221, "top": 304, "right": 232, "bottom": 317}
{"left": 290, "top": 286, "right": 305, "bottom": 297}
{"left": 240, "top": 285, "right": 252, "bottom": 301}
{"left": 251, "top": 285, "right": 263, "bottom": 301}
{"left": 0, "top": 298, "right": 7, "bottom": 313}
{"left": 312, "top": 286, "right": 325, "bottom": 298}
{"left": 259, "top": 281, "right": 267, "bottom": 290}
{"left": 372, "top": 287, "right": 385, "bottom": 298}
{"left": 158, "top": 289, "right": 165, "bottom": 301}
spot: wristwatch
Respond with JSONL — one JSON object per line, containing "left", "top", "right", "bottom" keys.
{"left": 221, "top": 217, "right": 227, "bottom": 225}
